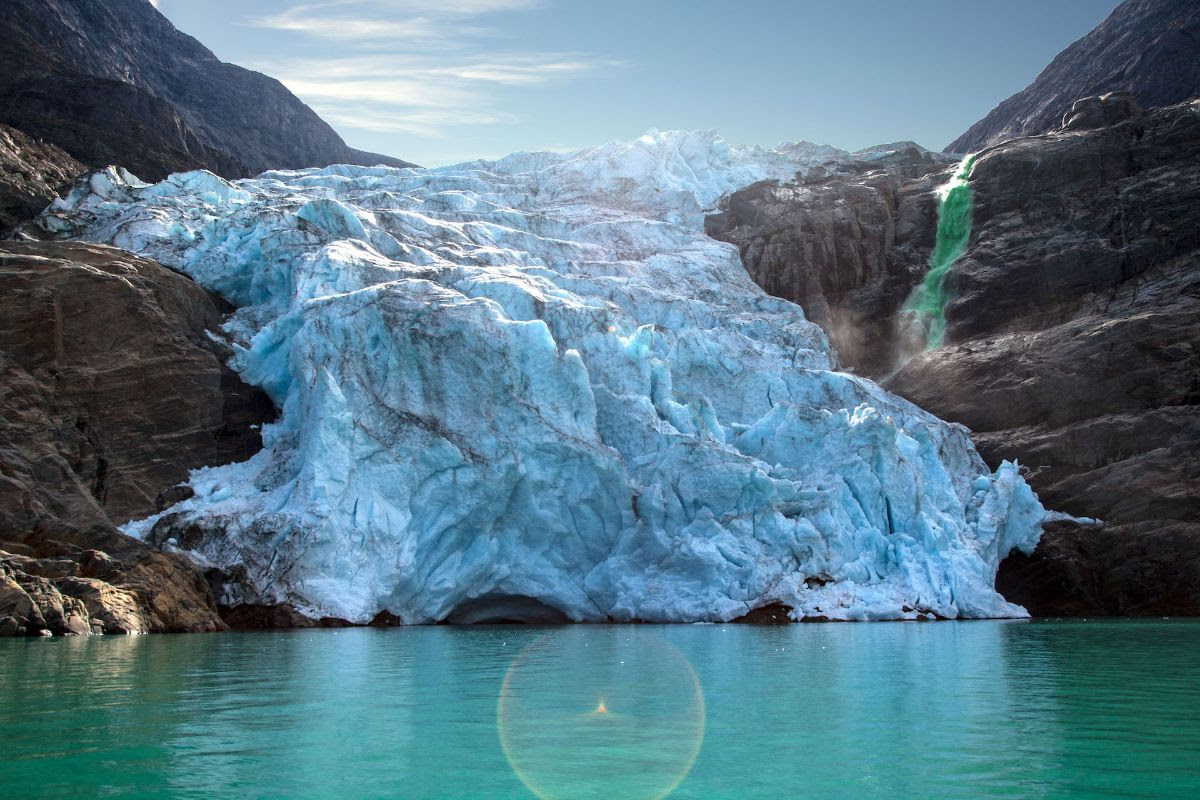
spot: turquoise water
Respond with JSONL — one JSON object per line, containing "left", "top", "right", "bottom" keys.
{"left": 2, "top": 621, "right": 1199, "bottom": 799}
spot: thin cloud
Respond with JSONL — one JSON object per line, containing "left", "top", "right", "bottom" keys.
{"left": 262, "top": 53, "right": 617, "bottom": 134}
{"left": 318, "top": 105, "right": 517, "bottom": 137}
{"left": 250, "top": 0, "right": 542, "bottom": 43}
{"left": 357, "top": 0, "right": 545, "bottom": 15}
{"left": 252, "top": 15, "right": 478, "bottom": 43}
{"left": 246, "top": 1, "right": 623, "bottom": 144}
{"left": 270, "top": 53, "right": 613, "bottom": 86}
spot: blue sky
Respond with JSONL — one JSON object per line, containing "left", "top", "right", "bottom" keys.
{"left": 151, "top": 0, "right": 1122, "bottom": 166}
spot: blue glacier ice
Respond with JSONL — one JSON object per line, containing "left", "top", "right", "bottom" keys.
{"left": 41, "top": 130, "right": 1046, "bottom": 623}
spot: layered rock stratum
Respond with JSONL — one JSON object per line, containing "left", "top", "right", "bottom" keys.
{"left": 0, "top": 0, "right": 413, "bottom": 181}
{"left": 0, "top": 239, "right": 275, "bottom": 634}
{"left": 948, "top": 0, "right": 1200, "bottom": 153}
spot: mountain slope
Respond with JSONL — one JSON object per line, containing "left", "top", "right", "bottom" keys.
{"left": 0, "top": 0, "right": 413, "bottom": 181}
{"left": 948, "top": 0, "right": 1200, "bottom": 153}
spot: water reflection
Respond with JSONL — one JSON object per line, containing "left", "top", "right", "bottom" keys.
{"left": 681, "top": 620, "right": 1037, "bottom": 798}
{"left": 1, "top": 621, "right": 1198, "bottom": 799}
{"left": 999, "top": 621, "right": 1200, "bottom": 799}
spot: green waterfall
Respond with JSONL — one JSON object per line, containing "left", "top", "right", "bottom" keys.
{"left": 902, "top": 153, "right": 977, "bottom": 350}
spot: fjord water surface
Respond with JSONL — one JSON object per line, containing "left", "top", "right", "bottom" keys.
{"left": 2, "top": 621, "right": 1198, "bottom": 799}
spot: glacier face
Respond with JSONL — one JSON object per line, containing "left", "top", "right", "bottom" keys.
{"left": 41, "top": 130, "right": 1045, "bottom": 623}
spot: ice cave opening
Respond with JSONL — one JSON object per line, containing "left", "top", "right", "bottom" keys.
{"left": 442, "top": 595, "right": 572, "bottom": 625}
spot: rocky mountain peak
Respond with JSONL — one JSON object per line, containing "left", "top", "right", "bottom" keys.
{"left": 948, "top": 0, "right": 1199, "bottom": 153}
{"left": 0, "top": 0, "right": 414, "bottom": 181}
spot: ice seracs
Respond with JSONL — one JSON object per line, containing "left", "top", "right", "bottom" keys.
{"left": 41, "top": 129, "right": 1047, "bottom": 623}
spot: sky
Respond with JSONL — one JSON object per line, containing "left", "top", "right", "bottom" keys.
{"left": 151, "top": 0, "right": 1123, "bottom": 167}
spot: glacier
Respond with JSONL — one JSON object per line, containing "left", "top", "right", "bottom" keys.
{"left": 39, "top": 130, "right": 1046, "bottom": 623}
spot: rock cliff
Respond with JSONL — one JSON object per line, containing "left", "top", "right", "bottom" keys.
{"left": 0, "top": 240, "right": 276, "bottom": 634}
{"left": 705, "top": 143, "right": 954, "bottom": 376}
{"left": 892, "top": 98, "right": 1200, "bottom": 615}
{"left": 713, "top": 99, "right": 1200, "bottom": 615}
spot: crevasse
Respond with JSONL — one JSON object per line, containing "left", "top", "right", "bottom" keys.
{"left": 41, "top": 131, "right": 1045, "bottom": 623}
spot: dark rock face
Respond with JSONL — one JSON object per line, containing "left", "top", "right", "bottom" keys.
{"left": 0, "top": 241, "right": 274, "bottom": 524}
{"left": 0, "top": 122, "right": 83, "bottom": 233}
{"left": 0, "top": 0, "right": 414, "bottom": 181}
{"left": 219, "top": 604, "right": 320, "bottom": 631}
{"left": 731, "top": 603, "right": 795, "bottom": 624}
{"left": 948, "top": 0, "right": 1200, "bottom": 153}
{"left": 706, "top": 143, "right": 954, "bottom": 376}
{"left": 889, "top": 100, "right": 1200, "bottom": 616}
{"left": 996, "top": 521, "right": 1200, "bottom": 616}
{"left": 1, "top": 74, "right": 249, "bottom": 185}
{"left": 0, "top": 240, "right": 277, "bottom": 634}
{"left": 715, "top": 101, "right": 1200, "bottom": 616}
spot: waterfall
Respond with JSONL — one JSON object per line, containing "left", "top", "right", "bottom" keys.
{"left": 902, "top": 153, "right": 977, "bottom": 350}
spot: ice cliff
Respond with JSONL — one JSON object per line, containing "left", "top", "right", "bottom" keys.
{"left": 40, "top": 130, "right": 1046, "bottom": 623}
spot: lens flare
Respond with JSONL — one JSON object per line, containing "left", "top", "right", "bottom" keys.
{"left": 498, "top": 630, "right": 705, "bottom": 800}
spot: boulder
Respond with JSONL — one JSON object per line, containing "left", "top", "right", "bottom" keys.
{"left": 0, "top": 571, "right": 41, "bottom": 635}
{"left": 1062, "top": 92, "right": 1143, "bottom": 132}
{"left": 53, "top": 576, "right": 145, "bottom": 634}
{"left": 0, "top": 556, "right": 92, "bottom": 634}
{"left": 0, "top": 535, "right": 231, "bottom": 635}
